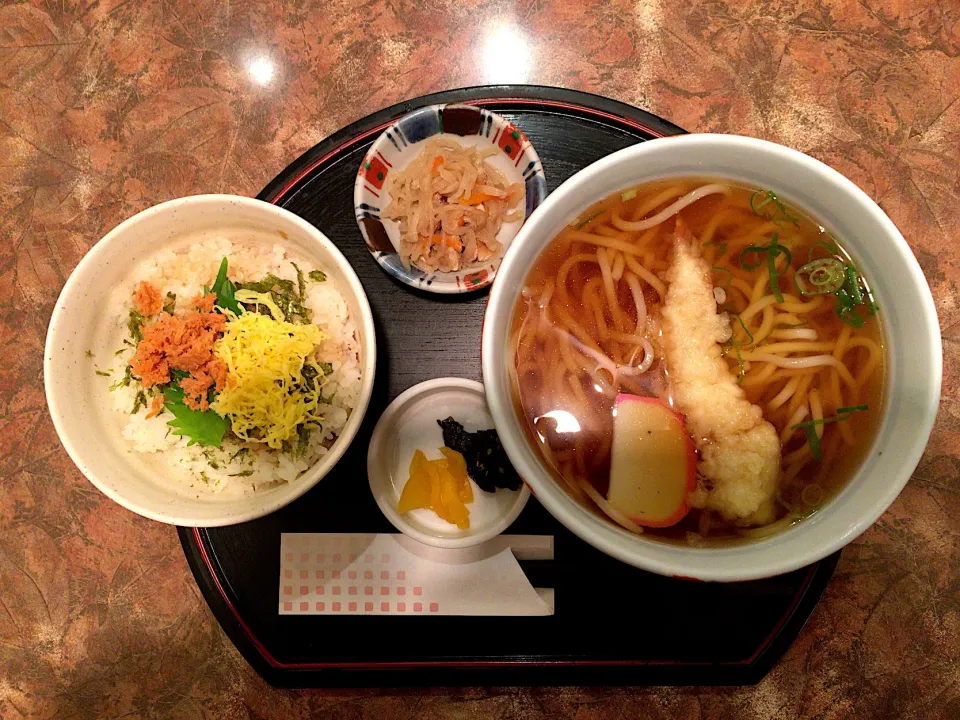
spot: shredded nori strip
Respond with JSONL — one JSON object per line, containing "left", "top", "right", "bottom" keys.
{"left": 132, "top": 390, "right": 148, "bottom": 415}
{"left": 236, "top": 273, "right": 312, "bottom": 324}
{"left": 437, "top": 417, "right": 521, "bottom": 493}
{"left": 291, "top": 262, "right": 306, "bottom": 300}
{"left": 127, "top": 309, "right": 146, "bottom": 343}
{"left": 287, "top": 425, "right": 311, "bottom": 459}
{"left": 109, "top": 365, "right": 134, "bottom": 390}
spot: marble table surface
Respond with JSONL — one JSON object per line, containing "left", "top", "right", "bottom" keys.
{"left": 1, "top": 0, "right": 957, "bottom": 717}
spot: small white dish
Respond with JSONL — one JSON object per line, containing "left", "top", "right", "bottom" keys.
{"left": 367, "top": 378, "right": 530, "bottom": 548}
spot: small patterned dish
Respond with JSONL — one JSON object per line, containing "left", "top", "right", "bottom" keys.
{"left": 354, "top": 103, "right": 547, "bottom": 294}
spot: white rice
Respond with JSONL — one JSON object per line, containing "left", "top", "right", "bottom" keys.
{"left": 104, "top": 238, "right": 361, "bottom": 495}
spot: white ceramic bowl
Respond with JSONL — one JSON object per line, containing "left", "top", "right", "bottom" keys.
{"left": 482, "top": 134, "right": 942, "bottom": 582}
{"left": 367, "top": 378, "right": 530, "bottom": 548}
{"left": 45, "top": 195, "right": 376, "bottom": 527}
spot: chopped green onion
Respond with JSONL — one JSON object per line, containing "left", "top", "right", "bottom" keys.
{"left": 733, "top": 345, "right": 745, "bottom": 384}
{"left": 836, "top": 404, "right": 869, "bottom": 413}
{"left": 845, "top": 265, "right": 864, "bottom": 305}
{"left": 621, "top": 189, "right": 637, "bottom": 202}
{"left": 794, "top": 404, "right": 868, "bottom": 422}
{"left": 835, "top": 288, "right": 865, "bottom": 328}
{"left": 792, "top": 405, "right": 869, "bottom": 444}
{"left": 808, "top": 239, "right": 840, "bottom": 263}
{"left": 729, "top": 314, "right": 755, "bottom": 347}
{"left": 766, "top": 241, "right": 786, "bottom": 302}
{"left": 802, "top": 425, "right": 823, "bottom": 460}
{"left": 712, "top": 266, "right": 733, "bottom": 288}
{"left": 95, "top": 370, "right": 111, "bottom": 377}
{"left": 738, "top": 233, "right": 792, "bottom": 300}
{"left": 571, "top": 210, "right": 604, "bottom": 229}
{"left": 794, "top": 258, "right": 846, "bottom": 295}
{"left": 740, "top": 245, "right": 768, "bottom": 270}
{"left": 749, "top": 189, "right": 800, "bottom": 228}
{"left": 702, "top": 240, "right": 728, "bottom": 258}
{"left": 750, "top": 190, "right": 775, "bottom": 214}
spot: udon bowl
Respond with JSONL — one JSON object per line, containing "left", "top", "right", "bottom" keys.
{"left": 45, "top": 195, "right": 377, "bottom": 527}
{"left": 482, "top": 134, "right": 941, "bottom": 582}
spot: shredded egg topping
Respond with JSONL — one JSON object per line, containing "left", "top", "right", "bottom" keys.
{"left": 211, "top": 312, "right": 326, "bottom": 449}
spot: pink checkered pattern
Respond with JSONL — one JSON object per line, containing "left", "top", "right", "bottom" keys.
{"left": 278, "top": 535, "right": 440, "bottom": 616}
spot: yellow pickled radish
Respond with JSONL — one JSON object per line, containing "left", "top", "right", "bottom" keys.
{"left": 397, "top": 450, "right": 433, "bottom": 514}
{"left": 440, "top": 447, "right": 473, "bottom": 503}
{"left": 440, "top": 447, "right": 467, "bottom": 479}
{"left": 439, "top": 471, "right": 469, "bottom": 529}
{"left": 397, "top": 447, "right": 474, "bottom": 529}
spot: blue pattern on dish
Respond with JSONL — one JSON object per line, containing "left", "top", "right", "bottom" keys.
{"left": 398, "top": 108, "right": 442, "bottom": 145}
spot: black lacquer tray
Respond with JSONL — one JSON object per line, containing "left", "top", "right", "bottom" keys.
{"left": 178, "top": 85, "right": 839, "bottom": 688}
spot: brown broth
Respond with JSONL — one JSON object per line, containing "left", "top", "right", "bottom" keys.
{"left": 509, "top": 178, "right": 885, "bottom": 545}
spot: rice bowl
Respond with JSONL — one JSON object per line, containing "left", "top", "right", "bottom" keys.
{"left": 103, "top": 238, "right": 362, "bottom": 494}
{"left": 45, "top": 195, "right": 376, "bottom": 526}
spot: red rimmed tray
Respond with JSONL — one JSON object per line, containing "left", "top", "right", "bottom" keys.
{"left": 178, "top": 85, "right": 839, "bottom": 688}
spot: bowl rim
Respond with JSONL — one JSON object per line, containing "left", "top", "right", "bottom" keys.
{"left": 482, "top": 133, "right": 942, "bottom": 581}
{"left": 366, "top": 377, "right": 531, "bottom": 548}
{"left": 44, "top": 193, "right": 377, "bottom": 527}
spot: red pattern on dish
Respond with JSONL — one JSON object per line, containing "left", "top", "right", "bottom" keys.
{"left": 362, "top": 155, "right": 389, "bottom": 189}
{"left": 497, "top": 124, "right": 524, "bottom": 160}
{"left": 464, "top": 269, "right": 489, "bottom": 287}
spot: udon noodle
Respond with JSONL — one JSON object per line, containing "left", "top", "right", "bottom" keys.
{"left": 510, "top": 178, "right": 884, "bottom": 544}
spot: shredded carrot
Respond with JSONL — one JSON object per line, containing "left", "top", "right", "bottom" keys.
{"left": 135, "top": 281, "right": 163, "bottom": 316}
{"left": 456, "top": 216, "right": 465, "bottom": 227}
{"left": 431, "top": 156, "right": 444, "bottom": 172}
{"left": 145, "top": 394, "right": 164, "bottom": 419}
{"left": 431, "top": 233, "right": 464, "bottom": 252}
{"left": 459, "top": 192, "right": 498, "bottom": 206}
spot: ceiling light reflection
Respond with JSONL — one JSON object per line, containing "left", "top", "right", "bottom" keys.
{"left": 481, "top": 23, "right": 532, "bottom": 84}
{"left": 536, "top": 410, "right": 581, "bottom": 434}
{"left": 247, "top": 55, "right": 276, "bottom": 86}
